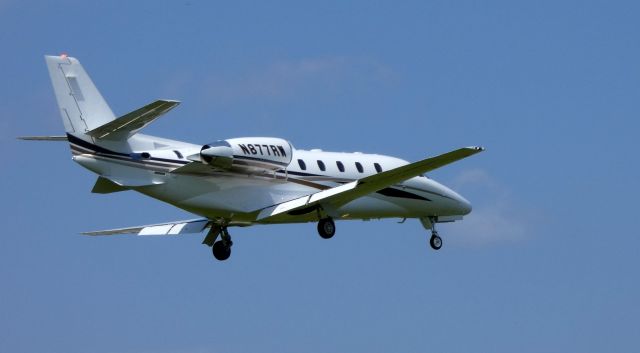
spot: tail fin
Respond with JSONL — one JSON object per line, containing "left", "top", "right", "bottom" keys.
{"left": 45, "top": 55, "right": 116, "bottom": 134}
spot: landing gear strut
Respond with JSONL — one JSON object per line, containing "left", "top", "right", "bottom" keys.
{"left": 203, "top": 224, "right": 233, "bottom": 261}
{"left": 429, "top": 218, "right": 442, "bottom": 250}
{"left": 317, "top": 218, "right": 336, "bottom": 239}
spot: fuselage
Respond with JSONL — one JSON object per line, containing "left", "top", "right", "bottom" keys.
{"left": 70, "top": 133, "right": 472, "bottom": 225}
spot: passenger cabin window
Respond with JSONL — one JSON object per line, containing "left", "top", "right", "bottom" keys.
{"left": 298, "top": 159, "right": 307, "bottom": 170}
{"left": 355, "top": 162, "right": 364, "bottom": 173}
{"left": 336, "top": 161, "right": 345, "bottom": 172}
{"left": 173, "top": 150, "right": 184, "bottom": 159}
{"left": 374, "top": 163, "right": 382, "bottom": 173}
{"left": 317, "top": 160, "right": 326, "bottom": 171}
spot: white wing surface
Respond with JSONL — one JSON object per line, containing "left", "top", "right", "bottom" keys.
{"left": 82, "top": 219, "right": 209, "bottom": 236}
{"left": 257, "top": 146, "right": 484, "bottom": 221}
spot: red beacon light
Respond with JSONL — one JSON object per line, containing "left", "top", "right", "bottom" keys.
{"left": 60, "top": 53, "right": 68, "bottom": 59}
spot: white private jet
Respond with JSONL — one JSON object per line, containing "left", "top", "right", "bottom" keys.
{"left": 21, "top": 55, "right": 484, "bottom": 261}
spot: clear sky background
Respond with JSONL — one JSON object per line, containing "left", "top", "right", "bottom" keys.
{"left": 1, "top": 1, "right": 638, "bottom": 352}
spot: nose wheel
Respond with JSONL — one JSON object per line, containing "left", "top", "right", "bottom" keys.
{"left": 423, "top": 216, "right": 443, "bottom": 250}
{"left": 429, "top": 231, "right": 442, "bottom": 250}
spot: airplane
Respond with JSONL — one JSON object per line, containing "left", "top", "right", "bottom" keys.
{"left": 20, "top": 54, "right": 484, "bottom": 261}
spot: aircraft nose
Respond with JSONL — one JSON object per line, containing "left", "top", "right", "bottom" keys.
{"left": 431, "top": 180, "right": 473, "bottom": 215}
{"left": 453, "top": 193, "right": 472, "bottom": 215}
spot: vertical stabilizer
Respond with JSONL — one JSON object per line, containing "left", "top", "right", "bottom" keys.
{"left": 45, "top": 55, "right": 116, "bottom": 134}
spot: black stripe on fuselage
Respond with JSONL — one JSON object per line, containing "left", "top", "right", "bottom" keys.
{"left": 376, "top": 187, "right": 430, "bottom": 201}
{"left": 275, "top": 170, "right": 431, "bottom": 201}
{"left": 67, "top": 133, "right": 188, "bottom": 167}
{"left": 67, "top": 133, "right": 129, "bottom": 156}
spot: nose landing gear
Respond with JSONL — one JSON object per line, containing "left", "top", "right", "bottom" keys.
{"left": 421, "top": 216, "right": 443, "bottom": 251}
{"left": 429, "top": 230, "right": 442, "bottom": 250}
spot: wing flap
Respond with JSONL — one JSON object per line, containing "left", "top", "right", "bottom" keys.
{"left": 86, "top": 99, "right": 180, "bottom": 140}
{"left": 82, "top": 218, "right": 209, "bottom": 236}
{"left": 258, "top": 146, "right": 484, "bottom": 220}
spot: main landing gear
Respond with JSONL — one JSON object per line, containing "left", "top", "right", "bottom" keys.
{"left": 203, "top": 225, "right": 233, "bottom": 261}
{"left": 421, "top": 216, "right": 443, "bottom": 250}
{"left": 317, "top": 218, "right": 336, "bottom": 239}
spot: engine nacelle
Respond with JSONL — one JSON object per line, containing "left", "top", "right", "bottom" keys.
{"left": 201, "top": 137, "right": 293, "bottom": 171}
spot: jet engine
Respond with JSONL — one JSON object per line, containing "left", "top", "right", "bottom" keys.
{"left": 200, "top": 137, "right": 293, "bottom": 171}
{"left": 200, "top": 141, "right": 234, "bottom": 169}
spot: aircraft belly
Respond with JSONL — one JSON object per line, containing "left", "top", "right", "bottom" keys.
{"left": 136, "top": 173, "right": 318, "bottom": 219}
{"left": 257, "top": 194, "right": 432, "bottom": 224}
{"left": 338, "top": 195, "right": 427, "bottom": 218}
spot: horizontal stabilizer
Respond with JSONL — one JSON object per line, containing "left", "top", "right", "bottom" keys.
{"left": 257, "top": 146, "right": 485, "bottom": 221}
{"left": 18, "top": 136, "right": 68, "bottom": 141}
{"left": 86, "top": 99, "right": 180, "bottom": 140}
{"left": 82, "top": 218, "right": 209, "bottom": 236}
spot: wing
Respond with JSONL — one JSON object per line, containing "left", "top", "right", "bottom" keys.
{"left": 257, "top": 146, "right": 484, "bottom": 221}
{"left": 86, "top": 99, "right": 180, "bottom": 140}
{"left": 82, "top": 218, "right": 209, "bottom": 236}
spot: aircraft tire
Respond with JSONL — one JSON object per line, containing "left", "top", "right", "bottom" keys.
{"left": 317, "top": 218, "right": 336, "bottom": 239}
{"left": 429, "top": 234, "right": 442, "bottom": 250}
{"left": 212, "top": 240, "right": 231, "bottom": 261}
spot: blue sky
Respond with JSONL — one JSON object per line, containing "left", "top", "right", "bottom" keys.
{"left": 1, "top": 1, "right": 639, "bottom": 352}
